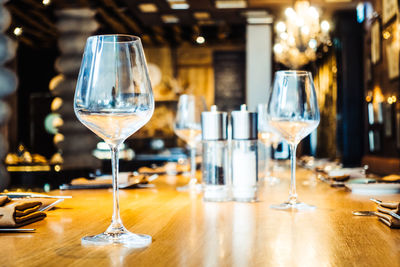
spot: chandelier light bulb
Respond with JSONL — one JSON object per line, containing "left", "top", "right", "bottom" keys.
{"left": 308, "top": 7, "right": 319, "bottom": 19}
{"left": 285, "top": 7, "right": 296, "bottom": 17}
{"left": 288, "top": 36, "right": 296, "bottom": 46}
{"left": 296, "top": 17, "right": 304, "bottom": 27}
{"left": 321, "top": 20, "right": 330, "bottom": 32}
{"left": 308, "top": 39, "right": 317, "bottom": 49}
{"left": 280, "top": 32, "right": 288, "bottom": 40}
{"left": 273, "top": 43, "right": 283, "bottom": 54}
{"left": 301, "top": 26, "right": 310, "bottom": 35}
{"left": 276, "top": 21, "right": 286, "bottom": 33}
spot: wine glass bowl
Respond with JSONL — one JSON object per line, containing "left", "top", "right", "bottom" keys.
{"left": 74, "top": 35, "right": 154, "bottom": 247}
{"left": 174, "top": 94, "right": 206, "bottom": 191}
{"left": 267, "top": 70, "right": 320, "bottom": 210}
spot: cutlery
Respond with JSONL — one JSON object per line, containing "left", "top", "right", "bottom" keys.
{"left": 39, "top": 199, "right": 64, "bottom": 212}
{"left": 370, "top": 198, "right": 400, "bottom": 211}
{"left": 352, "top": 210, "right": 377, "bottom": 216}
{"left": 0, "top": 228, "right": 35, "bottom": 232}
{"left": 0, "top": 192, "right": 72, "bottom": 199}
{"left": 353, "top": 210, "right": 400, "bottom": 220}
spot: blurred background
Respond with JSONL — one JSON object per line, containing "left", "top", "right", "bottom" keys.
{"left": 0, "top": 0, "right": 398, "bottom": 189}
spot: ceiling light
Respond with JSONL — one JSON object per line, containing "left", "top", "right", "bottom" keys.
{"left": 247, "top": 17, "right": 273, "bottom": 24}
{"left": 321, "top": 20, "right": 330, "bottom": 32}
{"left": 288, "top": 36, "right": 295, "bottom": 46}
{"left": 273, "top": 43, "right": 283, "bottom": 54}
{"left": 308, "top": 7, "right": 319, "bottom": 19}
{"left": 274, "top": 1, "right": 331, "bottom": 68}
{"left": 285, "top": 8, "right": 296, "bottom": 17}
{"left": 42, "top": 0, "right": 51, "bottom": 5}
{"left": 13, "top": 27, "right": 22, "bottom": 36}
{"left": 193, "top": 12, "right": 210, "bottom": 20}
{"left": 242, "top": 10, "right": 269, "bottom": 17}
{"left": 196, "top": 36, "right": 205, "bottom": 44}
{"left": 308, "top": 39, "right": 317, "bottom": 49}
{"left": 138, "top": 3, "right": 158, "bottom": 13}
{"left": 280, "top": 32, "right": 288, "bottom": 40}
{"left": 276, "top": 21, "right": 286, "bottom": 32}
{"left": 296, "top": 17, "right": 304, "bottom": 27}
{"left": 301, "top": 26, "right": 310, "bottom": 35}
{"left": 383, "top": 31, "right": 391, "bottom": 39}
{"left": 171, "top": 3, "right": 189, "bottom": 9}
{"left": 161, "top": 15, "right": 179, "bottom": 23}
{"left": 215, "top": 0, "right": 247, "bottom": 9}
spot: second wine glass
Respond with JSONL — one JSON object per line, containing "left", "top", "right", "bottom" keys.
{"left": 174, "top": 94, "right": 207, "bottom": 191}
{"left": 257, "top": 103, "right": 281, "bottom": 185}
{"left": 267, "top": 70, "right": 320, "bottom": 210}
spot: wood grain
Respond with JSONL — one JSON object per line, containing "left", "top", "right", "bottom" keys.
{"left": 1, "top": 167, "right": 400, "bottom": 267}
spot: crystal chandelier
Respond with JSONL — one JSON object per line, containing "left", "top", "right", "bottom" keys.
{"left": 273, "top": 0, "right": 331, "bottom": 69}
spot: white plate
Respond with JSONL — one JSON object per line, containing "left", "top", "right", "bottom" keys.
{"left": 345, "top": 183, "right": 400, "bottom": 195}
{"left": 328, "top": 168, "right": 365, "bottom": 179}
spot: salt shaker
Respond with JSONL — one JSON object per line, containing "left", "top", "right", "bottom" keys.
{"left": 231, "top": 104, "right": 258, "bottom": 202}
{"left": 201, "top": 105, "right": 230, "bottom": 202}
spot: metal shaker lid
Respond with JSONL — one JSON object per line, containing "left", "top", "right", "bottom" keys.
{"left": 231, "top": 104, "right": 258, "bottom": 140}
{"left": 201, "top": 105, "right": 228, "bottom": 140}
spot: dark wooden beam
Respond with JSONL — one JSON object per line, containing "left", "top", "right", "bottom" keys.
{"left": 172, "top": 25, "right": 183, "bottom": 44}
{"left": 97, "top": 7, "right": 129, "bottom": 34}
{"left": 100, "top": 0, "right": 142, "bottom": 33}
{"left": 7, "top": 5, "right": 57, "bottom": 37}
{"left": 151, "top": 26, "right": 168, "bottom": 45}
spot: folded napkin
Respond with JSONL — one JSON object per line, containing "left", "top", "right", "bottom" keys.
{"left": 375, "top": 200, "right": 400, "bottom": 228}
{"left": 0, "top": 196, "right": 46, "bottom": 228}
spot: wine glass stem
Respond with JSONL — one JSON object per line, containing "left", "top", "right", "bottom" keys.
{"left": 289, "top": 143, "right": 298, "bottom": 204}
{"left": 110, "top": 144, "right": 123, "bottom": 230}
{"left": 189, "top": 146, "right": 197, "bottom": 184}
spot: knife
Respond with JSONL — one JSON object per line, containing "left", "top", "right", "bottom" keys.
{"left": 0, "top": 192, "right": 72, "bottom": 199}
{"left": 0, "top": 228, "right": 35, "bottom": 232}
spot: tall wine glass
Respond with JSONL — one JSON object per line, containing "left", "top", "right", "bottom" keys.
{"left": 74, "top": 35, "right": 154, "bottom": 247}
{"left": 266, "top": 70, "right": 320, "bottom": 210}
{"left": 257, "top": 103, "right": 280, "bottom": 185}
{"left": 174, "top": 94, "right": 206, "bottom": 191}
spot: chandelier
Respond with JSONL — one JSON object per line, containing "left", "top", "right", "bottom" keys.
{"left": 273, "top": 0, "right": 331, "bottom": 68}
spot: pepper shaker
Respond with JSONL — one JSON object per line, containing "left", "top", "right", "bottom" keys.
{"left": 231, "top": 104, "right": 258, "bottom": 202}
{"left": 201, "top": 105, "right": 230, "bottom": 202}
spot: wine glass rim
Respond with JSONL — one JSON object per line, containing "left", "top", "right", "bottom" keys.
{"left": 276, "top": 70, "right": 310, "bottom": 76}
{"left": 88, "top": 34, "right": 141, "bottom": 43}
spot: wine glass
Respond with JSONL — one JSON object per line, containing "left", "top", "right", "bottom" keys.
{"left": 174, "top": 94, "right": 206, "bottom": 191}
{"left": 74, "top": 35, "right": 154, "bottom": 247}
{"left": 257, "top": 103, "right": 280, "bottom": 185}
{"left": 266, "top": 70, "right": 320, "bottom": 210}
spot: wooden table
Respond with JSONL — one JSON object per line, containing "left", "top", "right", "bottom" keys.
{"left": 2, "top": 167, "right": 400, "bottom": 267}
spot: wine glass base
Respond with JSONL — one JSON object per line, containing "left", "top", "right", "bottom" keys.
{"left": 82, "top": 231, "right": 152, "bottom": 248}
{"left": 176, "top": 181, "right": 202, "bottom": 193}
{"left": 270, "top": 201, "right": 316, "bottom": 211}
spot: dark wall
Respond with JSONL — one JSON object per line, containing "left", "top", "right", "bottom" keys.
{"left": 335, "top": 11, "right": 365, "bottom": 166}
{"left": 362, "top": 0, "right": 400, "bottom": 158}
{"left": 16, "top": 42, "right": 58, "bottom": 156}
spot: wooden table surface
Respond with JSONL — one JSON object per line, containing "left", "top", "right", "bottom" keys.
{"left": 2, "top": 166, "right": 400, "bottom": 267}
